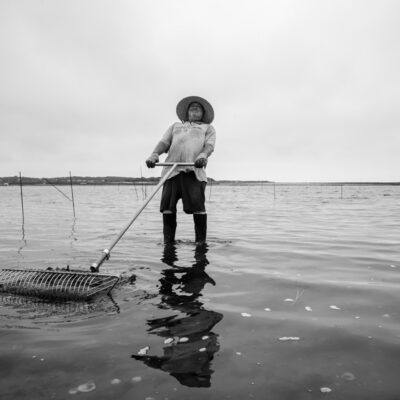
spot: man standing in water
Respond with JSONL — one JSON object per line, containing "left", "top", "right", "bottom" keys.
{"left": 146, "top": 96, "right": 216, "bottom": 243}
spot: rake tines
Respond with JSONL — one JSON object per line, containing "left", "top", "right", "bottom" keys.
{"left": 0, "top": 269, "right": 119, "bottom": 300}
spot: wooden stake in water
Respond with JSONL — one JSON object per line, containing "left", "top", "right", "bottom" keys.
{"left": 69, "top": 171, "right": 76, "bottom": 218}
{"left": 133, "top": 180, "right": 139, "bottom": 200}
{"left": 273, "top": 182, "right": 276, "bottom": 200}
{"left": 341, "top": 184, "right": 343, "bottom": 199}
{"left": 140, "top": 167, "right": 145, "bottom": 200}
{"left": 19, "top": 172, "right": 25, "bottom": 224}
{"left": 133, "top": 181, "right": 139, "bottom": 200}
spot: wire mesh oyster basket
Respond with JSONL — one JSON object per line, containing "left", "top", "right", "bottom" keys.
{"left": 1, "top": 163, "right": 192, "bottom": 301}
{"left": 0, "top": 269, "right": 119, "bottom": 300}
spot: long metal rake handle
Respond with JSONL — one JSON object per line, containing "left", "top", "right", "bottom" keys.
{"left": 90, "top": 162, "right": 195, "bottom": 272}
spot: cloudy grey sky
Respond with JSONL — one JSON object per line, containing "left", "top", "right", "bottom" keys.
{"left": 1, "top": 0, "right": 399, "bottom": 181}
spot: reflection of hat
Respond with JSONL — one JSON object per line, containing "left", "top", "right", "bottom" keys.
{"left": 176, "top": 96, "right": 214, "bottom": 124}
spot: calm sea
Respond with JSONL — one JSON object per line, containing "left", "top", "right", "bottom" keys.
{"left": 0, "top": 184, "right": 399, "bottom": 399}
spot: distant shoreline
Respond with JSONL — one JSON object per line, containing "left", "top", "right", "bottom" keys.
{"left": 0, "top": 176, "right": 399, "bottom": 186}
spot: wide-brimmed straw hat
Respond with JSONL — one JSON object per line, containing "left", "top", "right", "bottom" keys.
{"left": 176, "top": 96, "right": 214, "bottom": 124}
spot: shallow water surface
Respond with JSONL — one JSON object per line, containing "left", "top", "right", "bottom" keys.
{"left": 0, "top": 184, "right": 399, "bottom": 399}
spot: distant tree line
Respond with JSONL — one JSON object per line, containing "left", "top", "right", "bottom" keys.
{"left": 0, "top": 176, "right": 218, "bottom": 185}
{"left": 1, "top": 176, "right": 398, "bottom": 186}
{"left": 0, "top": 176, "right": 161, "bottom": 185}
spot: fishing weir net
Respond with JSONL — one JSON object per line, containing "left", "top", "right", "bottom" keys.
{"left": 0, "top": 269, "right": 119, "bottom": 300}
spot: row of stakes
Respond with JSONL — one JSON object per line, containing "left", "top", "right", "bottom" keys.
{"left": 18, "top": 171, "right": 76, "bottom": 223}
{"left": 16, "top": 171, "right": 166, "bottom": 223}
{"left": 16, "top": 173, "right": 349, "bottom": 225}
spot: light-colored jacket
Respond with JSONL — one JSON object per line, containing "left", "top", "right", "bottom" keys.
{"left": 160, "top": 121, "right": 216, "bottom": 182}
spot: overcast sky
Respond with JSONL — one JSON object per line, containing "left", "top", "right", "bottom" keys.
{"left": 1, "top": 0, "right": 399, "bottom": 181}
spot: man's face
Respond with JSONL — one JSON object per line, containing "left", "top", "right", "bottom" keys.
{"left": 187, "top": 102, "right": 204, "bottom": 122}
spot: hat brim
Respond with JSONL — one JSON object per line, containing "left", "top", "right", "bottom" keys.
{"left": 176, "top": 96, "right": 214, "bottom": 124}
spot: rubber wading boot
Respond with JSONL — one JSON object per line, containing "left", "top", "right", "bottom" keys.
{"left": 163, "top": 213, "right": 177, "bottom": 244}
{"left": 193, "top": 213, "right": 207, "bottom": 243}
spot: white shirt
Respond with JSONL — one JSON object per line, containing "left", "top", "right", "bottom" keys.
{"left": 160, "top": 121, "right": 216, "bottom": 182}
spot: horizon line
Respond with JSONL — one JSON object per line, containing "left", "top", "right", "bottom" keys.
{"left": 0, "top": 175, "right": 399, "bottom": 186}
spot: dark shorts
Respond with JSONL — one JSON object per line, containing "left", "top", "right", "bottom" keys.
{"left": 160, "top": 172, "right": 206, "bottom": 214}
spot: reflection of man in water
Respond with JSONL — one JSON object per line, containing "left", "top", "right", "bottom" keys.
{"left": 132, "top": 243, "right": 222, "bottom": 388}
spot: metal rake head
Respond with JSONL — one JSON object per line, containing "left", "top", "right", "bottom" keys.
{"left": 0, "top": 269, "right": 119, "bottom": 300}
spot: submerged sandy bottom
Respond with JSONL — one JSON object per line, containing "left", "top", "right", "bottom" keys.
{"left": 1, "top": 184, "right": 399, "bottom": 399}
